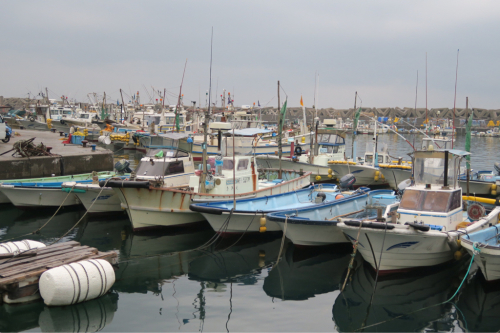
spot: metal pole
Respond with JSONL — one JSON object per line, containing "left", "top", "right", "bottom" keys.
{"left": 200, "top": 29, "right": 213, "bottom": 193}
{"left": 351, "top": 91, "right": 357, "bottom": 158}
{"left": 278, "top": 80, "right": 282, "bottom": 179}
{"left": 466, "top": 96, "right": 470, "bottom": 197}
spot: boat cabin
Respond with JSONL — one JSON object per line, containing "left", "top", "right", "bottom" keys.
{"left": 135, "top": 133, "right": 194, "bottom": 179}
{"left": 188, "top": 155, "right": 257, "bottom": 194}
{"left": 397, "top": 150, "right": 469, "bottom": 230}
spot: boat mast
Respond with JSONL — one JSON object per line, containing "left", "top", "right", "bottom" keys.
{"left": 119, "top": 89, "right": 126, "bottom": 123}
{"left": 425, "top": 52, "right": 428, "bottom": 135}
{"left": 452, "top": 49, "right": 459, "bottom": 149}
{"left": 277, "top": 80, "right": 282, "bottom": 179}
{"left": 351, "top": 91, "right": 357, "bottom": 159}
{"left": 174, "top": 59, "right": 188, "bottom": 133}
{"left": 200, "top": 28, "right": 213, "bottom": 193}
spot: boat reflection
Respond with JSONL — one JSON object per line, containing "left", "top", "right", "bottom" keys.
{"left": 263, "top": 244, "right": 352, "bottom": 300}
{"left": 0, "top": 207, "right": 84, "bottom": 243}
{"left": 74, "top": 214, "right": 131, "bottom": 251}
{"left": 188, "top": 234, "right": 283, "bottom": 284}
{"left": 457, "top": 273, "right": 500, "bottom": 332}
{"left": 113, "top": 225, "right": 215, "bottom": 294}
{"left": 333, "top": 260, "right": 467, "bottom": 332}
{"left": 0, "top": 293, "right": 118, "bottom": 333}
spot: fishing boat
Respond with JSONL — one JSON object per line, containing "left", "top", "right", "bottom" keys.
{"left": 267, "top": 189, "right": 397, "bottom": 246}
{"left": 189, "top": 184, "right": 342, "bottom": 235}
{"left": 461, "top": 224, "right": 500, "bottom": 281}
{"left": 0, "top": 171, "right": 118, "bottom": 208}
{"left": 384, "top": 137, "right": 498, "bottom": 197}
{"left": 338, "top": 149, "right": 500, "bottom": 274}
{"left": 0, "top": 171, "right": 118, "bottom": 205}
{"left": 256, "top": 127, "right": 346, "bottom": 182}
{"left": 105, "top": 133, "right": 311, "bottom": 231}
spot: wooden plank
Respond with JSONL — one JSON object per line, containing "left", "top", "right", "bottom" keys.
{"left": 0, "top": 243, "right": 78, "bottom": 266}
{"left": 0, "top": 248, "right": 97, "bottom": 278}
{"left": 0, "top": 252, "right": 37, "bottom": 259}
{"left": 0, "top": 246, "right": 92, "bottom": 271}
{"left": 0, "top": 252, "right": 100, "bottom": 286}
{"left": 7, "top": 283, "right": 39, "bottom": 300}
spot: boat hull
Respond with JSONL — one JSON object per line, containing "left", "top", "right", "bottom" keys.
{"left": 0, "top": 186, "right": 80, "bottom": 208}
{"left": 18, "top": 119, "right": 49, "bottom": 131}
{"left": 256, "top": 155, "right": 334, "bottom": 182}
{"left": 339, "top": 225, "right": 455, "bottom": 272}
{"left": 74, "top": 187, "right": 122, "bottom": 214}
{"left": 202, "top": 212, "right": 282, "bottom": 234}
{"left": 117, "top": 172, "right": 311, "bottom": 231}
{"left": 329, "top": 163, "right": 389, "bottom": 188}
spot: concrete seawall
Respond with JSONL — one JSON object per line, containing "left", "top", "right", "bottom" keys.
{"left": 0, "top": 130, "right": 113, "bottom": 180}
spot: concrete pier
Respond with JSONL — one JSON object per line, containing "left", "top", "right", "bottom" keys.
{"left": 0, "top": 130, "right": 113, "bottom": 180}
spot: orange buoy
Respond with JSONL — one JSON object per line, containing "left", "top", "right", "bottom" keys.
{"left": 335, "top": 194, "right": 344, "bottom": 200}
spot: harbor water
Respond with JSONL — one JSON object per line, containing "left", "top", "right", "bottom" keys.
{"left": 1, "top": 133, "right": 500, "bottom": 332}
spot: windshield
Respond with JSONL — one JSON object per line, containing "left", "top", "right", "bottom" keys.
{"left": 80, "top": 114, "right": 90, "bottom": 119}
{"left": 319, "top": 145, "right": 339, "bottom": 154}
{"left": 399, "top": 189, "right": 459, "bottom": 212}
{"left": 136, "top": 160, "right": 185, "bottom": 176}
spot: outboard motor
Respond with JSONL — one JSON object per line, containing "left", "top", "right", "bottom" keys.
{"left": 495, "top": 162, "right": 500, "bottom": 176}
{"left": 315, "top": 192, "right": 326, "bottom": 203}
{"left": 397, "top": 179, "right": 412, "bottom": 196}
{"left": 339, "top": 173, "right": 356, "bottom": 190}
{"left": 115, "top": 159, "right": 132, "bottom": 175}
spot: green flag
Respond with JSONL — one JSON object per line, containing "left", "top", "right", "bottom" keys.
{"left": 155, "top": 150, "right": 164, "bottom": 158}
{"left": 278, "top": 99, "right": 288, "bottom": 133}
{"left": 353, "top": 107, "right": 361, "bottom": 133}
{"left": 175, "top": 107, "right": 180, "bottom": 132}
{"left": 465, "top": 111, "right": 473, "bottom": 169}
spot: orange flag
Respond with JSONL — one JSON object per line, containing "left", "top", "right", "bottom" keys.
{"left": 300, "top": 96, "right": 304, "bottom": 107}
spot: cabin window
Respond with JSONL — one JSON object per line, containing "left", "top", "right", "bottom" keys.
{"left": 223, "top": 160, "right": 234, "bottom": 170}
{"left": 365, "top": 155, "right": 373, "bottom": 164}
{"left": 237, "top": 159, "right": 249, "bottom": 170}
{"left": 421, "top": 191, "right": 451, "bottom": 212}
{"left": 448, "top": 190, "right": 462, "bottom": 211}
{"left": 320, "top": 145, "right": 339, "bottom": 154}
{"left": 167, "top": 161, "right": 184, "bottom": 174}
{"left": 399, "top": 189, "right": 425, "bottom": 210}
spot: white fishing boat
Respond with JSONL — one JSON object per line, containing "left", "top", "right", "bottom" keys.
{"left": 256, "top": 127, "right": 347, "bottom": 182}
{"left": 0, "top": 171, "right": 118, "bottom": 209}
{"left": 462, "top": 224, "right": 500, "bottom": 281}
{"left": 189, "top": 184, "right": 342, "bottom": 235}
{"left": 338, "top": 149, "right": 500, "bottom": 274}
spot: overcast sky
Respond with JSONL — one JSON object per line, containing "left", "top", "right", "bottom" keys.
{"left": 1, "top": 0, "right": 499, "bottom": 109}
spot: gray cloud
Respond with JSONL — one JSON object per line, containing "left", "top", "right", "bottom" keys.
{"left": 1, "top": 0, "right": 500, "bottom": 109}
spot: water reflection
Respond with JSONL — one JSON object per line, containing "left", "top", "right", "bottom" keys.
{"left": 113, "top": 226, "right": 215, "bottom": 294}
{"left": 0, "top": 293, "right": 118, "bottom": 332}
{"left": 188, "top": 234, "right": 283, "bottom": 284}
{"left": 0, "top": 206, "right": 84, "bottom": 243}
{"left": 457, "top": 274, "right": 500, "bottom": 332}
{"left": 263, "top": 244, "right": 353, "bottom": 301}
{"left": 333, "top": 260, "right": 467, "bottom": 332}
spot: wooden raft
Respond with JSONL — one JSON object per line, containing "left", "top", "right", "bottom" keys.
{"left": 0, "top": 241, "right": 117, "bottom": 304}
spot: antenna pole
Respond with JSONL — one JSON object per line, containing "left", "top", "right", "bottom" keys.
{"left": 452, "top": 49, "right": 459, "bottom": 148}
{"left": 278, "top": 80, "right": 282, "bottom": 179}
{"left": 425, "top": 52, "right": 428, "bottom": 135}
{"left": 200, "top": 29, "right": 213, "bottom": 193}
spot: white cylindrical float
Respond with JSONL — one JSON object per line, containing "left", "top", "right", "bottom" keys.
{"left": 39, "top": 259, "right": 115, "bottom": 306}
{"left": 0, "top": 240, "right": 46, "bottom": 254}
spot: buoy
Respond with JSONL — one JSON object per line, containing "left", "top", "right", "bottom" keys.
{"left": 39, "top": 259, "right": 115, "bottom": 306}
{"left": 457, "top": 239, "right": 462, "bottom": 247}
{"left": 315, "top": 175, "right": 322, "bottom": 181}
{"left": 328, "top": 169, "right": 333, "bottom": 174}
{"left": 260, "top": 216, "right": 266, "bottom": 227}
{"left": 374, "top": 170, "right": 380, "bottom": 181}
{"left": 0, "top": 240, "right": 45, "bottom": 254}
{"left": 259, "top": 226, "right": 267, "bottom": 233}
{"left": 492, "top": 184, "right": 497, "bottom": 196}
{"left": 454, "top": 250, "right": 463, "bottom": 261}
{"left": 380, "top": 173, "right": 385, "bottom": 180}
{"left": 456, "top": 221, "right": 472, "bottom": 230}
{"left": 335, "top": 194, "right": 344, "bottom": 200}
{"left": 301, "top": 136, "right": 306, "bottom": 143}
{"left": 328, "top": 174, "right": 333, "bottom": 178}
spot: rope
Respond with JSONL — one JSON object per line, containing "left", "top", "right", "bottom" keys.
{"left": 272, "top": 215, "right": 289, "bottom": 270}
{"left": 354, "top": 251, "right": 477, "bottom": 331}
{"left": 341, "top": 219, "right": 364, "bottom": 292}
{"left": 0, "top": 184, "right": 76, "bottom": 243}
{"left": 50, "top": 178, "right": 112, "bottom": 245}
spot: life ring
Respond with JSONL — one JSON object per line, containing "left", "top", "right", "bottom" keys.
{"left": 29, "top": 116, "right": 35, "bottom": 122}
{"left": 294, "top": 146, "right": 303, "bottom": 156}
{"left": 60, "top": 119, "right": 65, "bottom": 125}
